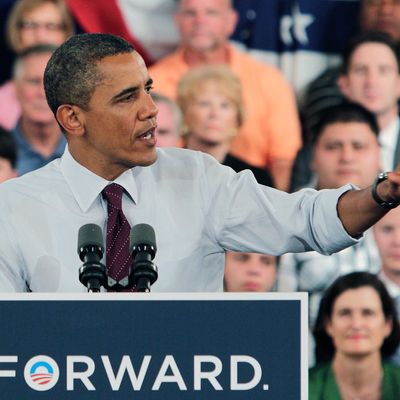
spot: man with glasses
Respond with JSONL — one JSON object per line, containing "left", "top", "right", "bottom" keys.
{"left": 0, "top": 0, "right": 74, "bottom": 131}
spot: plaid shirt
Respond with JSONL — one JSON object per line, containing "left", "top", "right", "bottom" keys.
{"left": 277, "top": 230, "right": 380, "bottom": 327}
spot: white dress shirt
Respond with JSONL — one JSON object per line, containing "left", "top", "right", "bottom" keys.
{"left": 0, "top": 146, "right": 357, "bottom": 292}
{"left": 379, "top": 116, "right": 400, "bottom": 172}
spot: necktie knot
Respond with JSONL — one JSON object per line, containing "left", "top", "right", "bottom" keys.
{"left": 102, "top": 183, "right": 124, "bottom": 210}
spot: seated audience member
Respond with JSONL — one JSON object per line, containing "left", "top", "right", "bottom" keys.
{"left": 177, "top": 64, "right": 274, "bottom": 187}
{"left": 278, "top": 102, "right": 382, "bottom": 327}
{"left": 310, "top": 272, "right": 400, "bottom": 399}
{"left": 151, "top": 91, "right": 183, "bottom": 148}
{"left": 0, "top": 0, "right": 74, "bottom": 130}
{"left": 293, "top": 29, "right": 400, "bottom": 190}
{"left": 149, "top": 0, "right": 301, "bottom": 191}
{"left": 374, "top": 206, "right": 400, "bottom": 365}
{"left": 339, "top": 30, "right": 400, "bottom": 172}
{"left": 13, "top": 44, "right": 65, "bottom": 175}
{"left": 224, "top": 252, "right": 278, "bottom": 292}
{"left": 301, "top": 0, "right": 400, "bottom": 141}
{"left": 0, "top": 127, "right": 17, "bottom": 183}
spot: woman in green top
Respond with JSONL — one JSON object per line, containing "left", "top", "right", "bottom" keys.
{"left": 309, "top": 272, "right": 400, "bottom": 400}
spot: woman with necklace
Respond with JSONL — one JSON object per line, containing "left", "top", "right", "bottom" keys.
{"left": 309, "top": 272, "right": 400, "bottom": 399}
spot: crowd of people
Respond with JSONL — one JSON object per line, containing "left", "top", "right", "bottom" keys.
{"left": 2, "top": 0, "right": 400, "bottom": 397}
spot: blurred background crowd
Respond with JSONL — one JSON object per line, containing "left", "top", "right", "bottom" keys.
{"left": 1, "top": 0, "right": 400, "bottom": 397}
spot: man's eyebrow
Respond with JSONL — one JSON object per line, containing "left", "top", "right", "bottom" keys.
{"left": 110, "top": 78, "right": 154, "bottom": 102}
{"left": 111, "top": 86, "right": 138, "bottom": 102}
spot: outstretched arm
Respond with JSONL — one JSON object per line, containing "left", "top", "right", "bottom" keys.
{"left": 338, "top": 170, "right": 400, "bottom": 237}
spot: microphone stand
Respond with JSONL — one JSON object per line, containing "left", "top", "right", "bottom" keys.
{"left": 130, "top": 244, "right": 158, "bottom": 292}
{"left": 77, "top": 224, "right": 107, "bottom": 293}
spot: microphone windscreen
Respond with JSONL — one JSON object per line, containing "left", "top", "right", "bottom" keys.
{"left": 77, "top": 223, "right": 104, "bottom": 254}
{"left": 129, "top": 223, "right": 157, "bottom": 254}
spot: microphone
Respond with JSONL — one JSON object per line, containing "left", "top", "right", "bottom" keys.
{"left": 129, "top": 223, "right": 158, "bottom": 292}
{"left": 77, "top": 224, "right": 107, "bottom": 292}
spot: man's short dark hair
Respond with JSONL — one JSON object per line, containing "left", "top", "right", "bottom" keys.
{"left": 312, "top": 101, "right": 379, "bottom": 145}
{"left": 44, "top": 33, "right": 135, "bottom": 115}
{"left": 341, "top": 30, "right": 400, "bottom": 75}
{"left": 0, "top": 127, "right": 17, "bottom": 168}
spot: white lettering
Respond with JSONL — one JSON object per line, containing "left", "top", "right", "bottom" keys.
{"left": 152, "top": 355, "right": 187, "bottom": 391}
{"left": 66, "top": 356, "right": 95, "bottom": 391}
{"left": 230, "top": 355, "right": 262, "bottom": 390}
{"left": 0, "top": 356, "right": 17, "bottom": 377}
{"left": 102, "top": 355, "right": 151, "bottom": 391}
{"left": 194, "top": 355, "right": 223, "bottom": 391}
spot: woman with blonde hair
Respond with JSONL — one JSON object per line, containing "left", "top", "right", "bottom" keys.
{"left": 177, "top": 64, "right": 274, "bottom": 187}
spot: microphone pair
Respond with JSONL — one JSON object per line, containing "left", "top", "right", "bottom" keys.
{"left": 77, "top": 223, "right": 158, "bottom": 292}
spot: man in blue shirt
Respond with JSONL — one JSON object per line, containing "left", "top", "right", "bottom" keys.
{"left": 12, "top": 44, "right": 66, "bottom": 175}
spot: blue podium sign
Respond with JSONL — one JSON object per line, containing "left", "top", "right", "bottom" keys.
{"left": 0, "top": 292, "right": 307, "bottom": 399}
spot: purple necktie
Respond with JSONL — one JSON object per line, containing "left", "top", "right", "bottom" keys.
{"left": 102, "top": 183, "right": 133, "bottom": 289}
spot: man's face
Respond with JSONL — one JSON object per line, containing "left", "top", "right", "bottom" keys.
{"left": 224, "top": 252, "right": 277, "bottom": 292}
{"left": 0, "top": 157, "right": 16, "bottom": 183}
{"left": 19, "top": 1, "right": 67, "bottom": 51}
{"left": 15, "top": 52, "right": 55, "bottom": 124}
{"left": 360, "top": 0, "right": 400, "bottom": 42}
{"left": 339, "top": 43, "right": 400, "bottom": 118}
{"left": 312, "top": 121, "right": 381, "bottom": 189}
{"left": 70, "top": 52, "right": 158, "bottom": 180}
{"left": 154, "top": 101, "right": 181, "bottom": 147}
{"left": 373, "top": 207, "right": 400, "bottom": 276}
{"left": 175, "top": 0, "right": 237, "bottom": 53}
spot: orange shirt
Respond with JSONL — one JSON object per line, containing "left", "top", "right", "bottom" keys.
{"left": 149, "top": 45, "right": 301, "bottom": 168}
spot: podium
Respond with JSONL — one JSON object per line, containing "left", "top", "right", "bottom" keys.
{"left": 0, "top": 292, "right": 307, "bottom": 399}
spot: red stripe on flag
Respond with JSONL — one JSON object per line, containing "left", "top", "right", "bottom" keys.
{"left": 65, "top": 0, "right": 153, "bottom": 65}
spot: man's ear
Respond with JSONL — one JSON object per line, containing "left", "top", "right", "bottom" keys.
{"left": 227, "top": 8, "right": 239, "bottom": 37}
{"left": 396, "top": 75, "right": 400, "bottom": 98}
{"left": 338, "top": 75, "right": 349, "bottom": 97}
{"left": 56, "top": 105, "right": 85, "bottom": 137}
{"left": 310, "top": 147, "right": 316, "bottom": 172}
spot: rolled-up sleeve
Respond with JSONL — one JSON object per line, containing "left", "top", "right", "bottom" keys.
{"left": 202, "top": 155, "right": 359, "bottom": 256}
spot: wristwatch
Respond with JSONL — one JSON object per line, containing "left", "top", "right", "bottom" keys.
{"left": 371, "top": 172, "right": 399, "bottom": 209}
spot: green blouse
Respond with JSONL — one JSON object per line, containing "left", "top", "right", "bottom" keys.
{"left": 309, "top": 362, "right": 400, "bottom": 400}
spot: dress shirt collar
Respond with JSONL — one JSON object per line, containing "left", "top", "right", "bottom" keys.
{"left": 379, "top": 116, "right": 399, "bottom": 153}
{"left": 60, "top": 146, "right": 139, "bottom": 212}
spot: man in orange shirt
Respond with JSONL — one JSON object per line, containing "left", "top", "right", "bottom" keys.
{"left": 149, "top": 0, "right": 301, "bottom": 190}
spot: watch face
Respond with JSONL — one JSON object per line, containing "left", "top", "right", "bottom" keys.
{"left": 379, "top": 172, "right": 387, "bottom": 180}
{"left": 372, "top": 172, "right": 398, "bottom": 209}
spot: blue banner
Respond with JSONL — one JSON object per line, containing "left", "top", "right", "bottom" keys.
{"left": 0, "top": 293, "right": 307, "bottom": 399}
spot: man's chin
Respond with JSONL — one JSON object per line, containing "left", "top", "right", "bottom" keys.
{"left": 137, "top": 151, "right": 158, "bottom": 167}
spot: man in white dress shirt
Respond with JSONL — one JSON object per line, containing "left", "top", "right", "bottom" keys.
{"left": 0, "top": 33, "right": 400, "bottom": 293}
